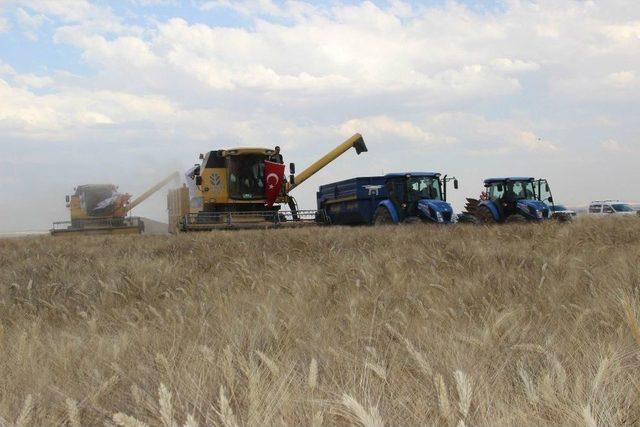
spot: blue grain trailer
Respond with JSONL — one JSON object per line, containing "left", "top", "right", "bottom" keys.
{"left": 317, "top": 172, "right": 458, "bottom": 225}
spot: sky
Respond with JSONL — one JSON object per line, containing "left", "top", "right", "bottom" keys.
{"left": 0, "top": 0, "right": 639, "bottom": 232}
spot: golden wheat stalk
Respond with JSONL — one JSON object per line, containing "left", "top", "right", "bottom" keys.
{"left": 15, "top": 394, "right": 33, "bottom": 427}
{"left": 218, "top": 385, "right": 239, "bottom": 427}
{"left": 308, "top": 358, "right": 318, "bottom": 390}
{"left": 65, "top": 398, "right": 81, "bottom": 427}
{"left": 113, "top": 412, "right": 149, "bottom": 427}
{"left": 340, "top": 394, "right": 384, "bottom": 427}
{"left": 454, "top": 370, "right": 473, "bottom": 419}
{"left": 158, "top": 383, "right": 176, "bottom": 427}
{"left": 434, "top": 374, "right": 451, "bottom": 420}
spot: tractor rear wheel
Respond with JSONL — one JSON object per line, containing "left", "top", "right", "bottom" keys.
{"left": 373, "top": 207, "right": 393, "bottom": 225}
{"left": 475, "top": 205, "right": 497, "bottom": 223}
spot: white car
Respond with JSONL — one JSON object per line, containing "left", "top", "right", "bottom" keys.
{"left": 588, "top": 200, "right": 637, "bottom": 216}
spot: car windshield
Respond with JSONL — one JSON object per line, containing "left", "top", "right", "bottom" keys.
{"left": 227, "top": 154, "right": 267, "bottom": 199}
{"left": 612, "top": 203, "right": 634, "bottom": 212}
{"left": 407, "top": 176, "right": 441, "bottom": 201}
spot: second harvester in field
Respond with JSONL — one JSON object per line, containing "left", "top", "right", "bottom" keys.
{"left": 51, "top": 172, "right": 180, "bottom": 235}
{"left": 168, "top": 134, "right": 367, "bottom": 232}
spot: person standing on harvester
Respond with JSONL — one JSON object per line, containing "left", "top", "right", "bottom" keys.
{"left": 270, "top": 146, "right": 284, "bottom": 164}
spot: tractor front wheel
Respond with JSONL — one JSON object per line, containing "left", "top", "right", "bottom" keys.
{"left": 505, "top": 214, "right": 526, "bottom": 223}
{"left": 373, "top": 207, "right": 393, "bottom": 225}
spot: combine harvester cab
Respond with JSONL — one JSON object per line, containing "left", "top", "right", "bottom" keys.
{"left": 51, "top": 172, "right": 179, "bottom": 236}
{"left": 462, "top": 177, "right": 554, "bottom": 223}
{"left": 317, "top": 172, "right": 458, "bottom": 225}
{"left": 168, "top": 134, "right": 367, "bottom": 232}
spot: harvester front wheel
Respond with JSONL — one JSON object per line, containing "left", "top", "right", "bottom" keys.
{"left": 373, "top": 207, "right": 393, "bottom": 225}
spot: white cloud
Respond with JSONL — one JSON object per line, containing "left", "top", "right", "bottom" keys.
{"left": 339, "top": 116, "right": 437, "bottom": 146}
{"left": 605, "top": 71, "right": 635, "bottom": 87}
{"left": 0, "top": 16, "right": 8, "bottom": 33}
{"left": 16, "top": 7, "right": 47, "bottom": 41}
{"left": 14, "top": 73, "right": 54, "bottom": 88}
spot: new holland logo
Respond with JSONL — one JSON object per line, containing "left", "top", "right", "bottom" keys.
{"left": 210, "top": 173, "right": 222, "bottom": 187}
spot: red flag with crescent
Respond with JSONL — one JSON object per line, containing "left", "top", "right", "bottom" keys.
{"left": 264, "top": 160, "right": 285, "bottom": 207}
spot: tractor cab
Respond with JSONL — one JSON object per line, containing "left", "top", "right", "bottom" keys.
{"left": 383, "top": 173, "right": 457, "bottom": 223}
{"left": 477, "top": 177, "right": 551, "bottom": 221}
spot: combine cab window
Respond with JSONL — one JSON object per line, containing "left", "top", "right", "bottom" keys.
{"left": 407, "top": 177, "right": 442, "bottom": 201}
{"left": 80, "top": 186, "right": 116, "bottom": 212}
{"left": 227, "top": 155, "right": 266, "bottom": 200}
{"left": 589, "top": 204, "right": 602, "bottom": 213}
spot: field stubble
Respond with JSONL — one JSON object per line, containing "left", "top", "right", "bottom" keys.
{"left": 1, "top": 218, "right": 640, "bottom": 426}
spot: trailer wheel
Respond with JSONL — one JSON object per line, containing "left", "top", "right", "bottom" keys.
{"left": 373, "top": 207, "right": 393, "bottom": 225}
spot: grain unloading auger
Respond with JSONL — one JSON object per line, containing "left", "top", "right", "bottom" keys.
{"left": 168, "top": 133, "right": 367, "bottom": 232}
{"left": 50, "top": 171, "right": 180, "bottom": 235}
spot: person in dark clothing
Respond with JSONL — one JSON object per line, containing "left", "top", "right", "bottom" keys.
{"left": 270, "top": 146, "right": 284, "bottom": 164}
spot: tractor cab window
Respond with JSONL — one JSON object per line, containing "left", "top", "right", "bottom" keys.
{"left": 487, "top": 182, "right": 504, "bottom": 201}
{"left": 407, "top": 177, "right": 442, "bottom": 201}
{"left": 504, "top": 181, "right": 534, "bottom": 201}
{"left": 537, "top": 179, "right": 553, "bottom": 206}
{"left": 227, "top": 155, "right": 266, "bottom": 199}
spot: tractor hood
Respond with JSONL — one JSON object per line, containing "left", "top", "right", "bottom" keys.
{"left": 516, "top": 199, "right": 550, "bottom": 220}
{"left": 417, "top": 199, "right": 454, "bottom": 223}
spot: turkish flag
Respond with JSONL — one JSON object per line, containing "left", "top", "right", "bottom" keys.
{"left": 264, "top": 160, "right": 285, "bottom": 207}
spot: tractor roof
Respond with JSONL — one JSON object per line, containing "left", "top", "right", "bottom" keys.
{"left": 385, "top": 172, "right": 441, "bottom": 178}
{"left": 484, "top": 177, "right": 534, "bottom": 184}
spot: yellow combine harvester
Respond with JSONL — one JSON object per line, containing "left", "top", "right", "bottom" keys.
{"left": 51, "top": 172, "right": 179, "bottom": 235}
{"left": 168, "top": 133, "right": 367, "bottom": 232}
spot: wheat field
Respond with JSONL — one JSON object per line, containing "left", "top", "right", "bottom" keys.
{"left": 1, "top": 218, "right": 639, "bottom": 426}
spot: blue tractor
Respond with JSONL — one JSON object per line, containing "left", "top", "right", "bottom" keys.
{"left": 317, "top": 172, "right": 458, "bottom": 225}
{"left": 462, "top": 177, "right": 554, "bottom": 223}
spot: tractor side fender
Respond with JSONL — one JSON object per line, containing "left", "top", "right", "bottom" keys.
{"left": 478, "top": 200, "right": 501, "bottom": 221}
{"left": 376, "top": 200, "right": 400, "bottom": 224}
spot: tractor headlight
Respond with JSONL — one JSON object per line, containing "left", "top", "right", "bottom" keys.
{"left": 536, "top": 210, "right": 543, "bottom": 219}
{"left": 436, "top": 211, "right": 443, "bottom": 222}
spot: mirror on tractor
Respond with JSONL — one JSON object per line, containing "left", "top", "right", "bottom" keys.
{"left": 199, "top": 153, "right": 204, "bottom": 160}
{"left": 545, "top": 182, "right": 550, "bottom": 192}
{"left": 65, "top": 195, "right": 70, "bottom": 203}
{"left": 548, "top": 196, "right": 554, "bottom": 203}
{"left": 289, "top": 162, "right": 295, "bottom": 174}
{"left": 454, "top": 179, "right": 459, "bottom": 189}
{"left": 195, "top": 176, "right": 202, "bottom": 186}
